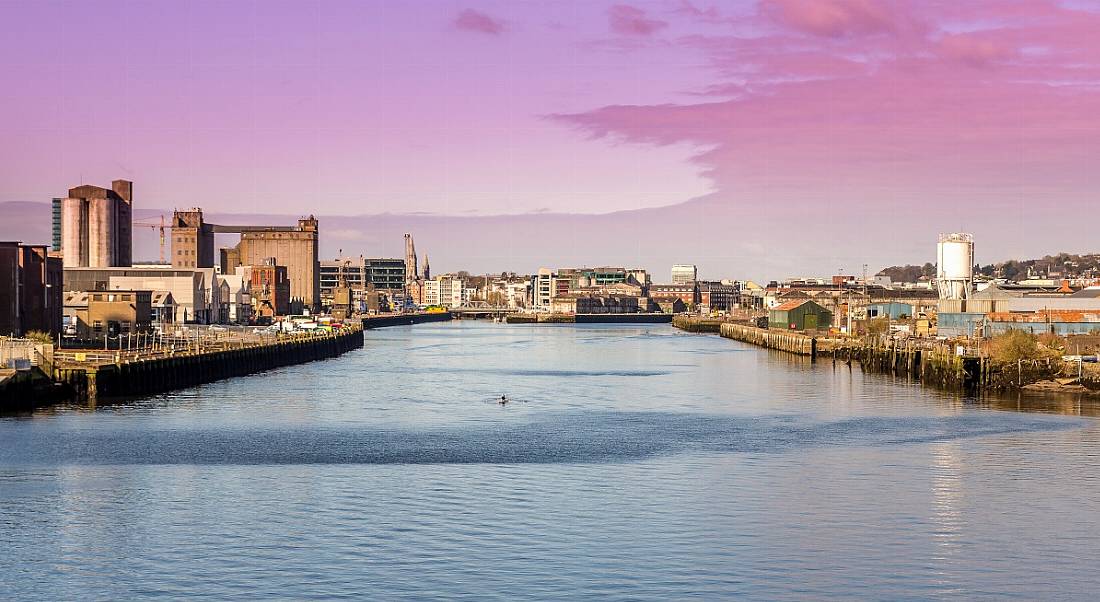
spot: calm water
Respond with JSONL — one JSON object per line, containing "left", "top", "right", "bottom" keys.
{"left": 2, "top": 322, "right": 1100, "bottom": 600}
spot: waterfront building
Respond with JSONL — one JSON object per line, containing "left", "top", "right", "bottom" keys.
{"left": 63, "top": 290, "right": 152, "bottom": 338}
{"left": 150, "top": 291, "right": 177, "bottom": 328}
{"left": 550, "top": 294, "right": 640, "bottom": 315}
{"left": 768, "top": 300, "right": 833, "bottom": 331}
{"left": 671, "top": 264, "right": 697, "bottom": 284}
{"left": 217, "top": 273, "right": 251, "bottom": 324}
{"left": 423, "top": 275, "right": 466, "bottom": 308}
{"left": 250, "top": 260, "right": 290, "bottom": 321}
{"left": 650, "top": 283, "right": 698, "bottom": 309}
{"left": 867, "top": 302, "right": 916, "bottom": 320}
{"left": 61, "top": 180, "right": 133, "bottom": 268}
{"left": 532, "top": 268, "right": 555, "bottom": 310}
{"left": 65, "top": 267, "right": 211, "bottom": 324}
{"left": 698, "top": 281, "right": 738, "bottom": 312}
{"left": 320, "top": 258, "right": 407, "bottom": 306}
{"left": 0, "top": 242, "right": 64, "bottom": 336}
{"left": 173, "top": 208, "right": 319, "bottom": 313}
{"left": 172, "top": 209, "right": 216, "bottom": 269}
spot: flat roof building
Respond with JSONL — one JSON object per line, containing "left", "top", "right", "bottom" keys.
{"left": 0, "top": 242, "right": 64, "bottom": 336}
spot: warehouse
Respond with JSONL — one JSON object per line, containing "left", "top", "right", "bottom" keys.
{"left": 768, "top": 300, "right": 833, "bottom": 331}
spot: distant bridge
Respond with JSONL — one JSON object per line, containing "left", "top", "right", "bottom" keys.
{"left": 449, "top": 301, "right": 521, "bottom": 317}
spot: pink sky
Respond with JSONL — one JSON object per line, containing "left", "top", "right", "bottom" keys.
{"left": 1, "top": 0, "right": 1098, "bottom": 277}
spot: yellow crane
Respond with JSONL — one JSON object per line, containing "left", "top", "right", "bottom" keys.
{"left": 133, "top": 215, "right": 170, "bottom": 264}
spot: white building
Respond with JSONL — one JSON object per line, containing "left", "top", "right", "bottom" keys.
{"left": 107, "top": 272, "right": 209, "bottom": 324}
{"left": 423, "top": 275, "right": 466, "bottom": 308}
{"left": 532, "top": 268, "right": 555, "bottom": 310}
{"left": 217, "top": 273, "right": 252, "bottom": 324}
{"left": 671, "top": 264, "right": 698, "bottom": 284}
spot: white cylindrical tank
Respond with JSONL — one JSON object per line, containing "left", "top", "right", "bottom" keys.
{"left": 61, "top": 197, "right": 88, "bottom": 267}
{"left": 937, "top": 233, "right": 974, "bottom": 300}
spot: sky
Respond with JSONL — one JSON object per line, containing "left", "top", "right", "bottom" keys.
{"left": 1, "top": 0, "right": 1098, "bottom": 278}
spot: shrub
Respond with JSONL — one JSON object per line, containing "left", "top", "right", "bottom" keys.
{"left": 1037, "top": 332, "right": 1065, "bottom": 352}
{"left": 986, "top": 330, "right": 1056, "bottom": 363}
{"left": 866, "top": 317, "right": 889, "bottom": 337}
{"left": 23, "top": 330, "right": 53, "bottom": 344}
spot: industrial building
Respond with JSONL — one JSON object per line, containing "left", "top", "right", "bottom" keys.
{"left": 64, "top": 267, "right": 211, "bottom": 324}
{"left": 867, "top": 302, "right": 916, "bottom": 320}
{"left": 250, "top": 261, "right": 290, "bottom": 321}
{"left": 61, "top": 180, "right": 133, "bottom": 268}
{"left": 171, "top": 209, "right": 215, "bottom": 269}
{"left": 171, "top": 208, "right": 319, "bottom": 313}
{"left": 769, "top": 300, "right": 833, "bottom": 331}
{"left": 0, "top": 242, "right": 64, "bottom": 336}
{"left": 62, "top": 290, "right": 152, "bottom": 338}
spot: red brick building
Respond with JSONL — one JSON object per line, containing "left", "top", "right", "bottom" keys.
{"left": 0, "top": 242, "right": 63, "bottom": 336}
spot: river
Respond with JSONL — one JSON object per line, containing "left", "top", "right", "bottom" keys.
{"left": 2, "top": 322, "right": 1099, "bottom": 600}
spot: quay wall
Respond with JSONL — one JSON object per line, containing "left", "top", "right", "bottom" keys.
{"left": 361, "top": 312, "right": 453, "bottom": 329}
{"left": 505, "top": 313, "right": 672, "bottom": 325}
{"left": 712, "top": 323, "right": 998, "bottom": 392}
{"left": 575, "top": 313, "right": 672, "bottom": 324}
{"left": 719, "top": 323, "right": 819, "bottom": 356}
{"left": 671, "top": 316, "right": 725, "bottom": 333}
{"left": 53, "top": 326, "right": 364, "bottom": 403}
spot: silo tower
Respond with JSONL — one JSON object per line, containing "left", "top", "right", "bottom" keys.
{"left": 936, "top": 233, "right": 974, "bottom": 301}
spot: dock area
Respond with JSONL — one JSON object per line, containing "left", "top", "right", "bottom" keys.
{"left": 672, "top": 318, "right": 1087, "bottom": 394}
{"left": 361, "top": 311, "right": 453, "bottom": 328}
{"left": 2, "top": 324, "right": 364, "bottom": 408}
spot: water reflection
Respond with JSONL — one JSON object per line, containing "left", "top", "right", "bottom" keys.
{"left": 1, "top": 323, "right": 1099, "bottom": 600}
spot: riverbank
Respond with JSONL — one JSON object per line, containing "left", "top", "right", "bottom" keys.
{"left": 674, "top": 317, "right": 1100, "bottom": 395}
{"left": 505, "top": 313, "right": 673, "bottom": 324}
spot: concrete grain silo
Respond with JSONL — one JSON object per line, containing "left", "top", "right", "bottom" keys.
{"left": 60, "top": 180, "right": 134, "bottom": 268}
{"left": 61, "top": 197, "right": 89, "bottom": 267}
{"left": 88, "top": 196, "right": 118, "bottom": 266}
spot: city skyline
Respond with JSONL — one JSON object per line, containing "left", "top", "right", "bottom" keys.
{"left": 3, "top": 0, "right": 1099, "bottom": 277}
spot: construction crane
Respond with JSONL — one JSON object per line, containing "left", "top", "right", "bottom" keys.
{"left": 133, "top": 215, "right": 170, "bottom": 264}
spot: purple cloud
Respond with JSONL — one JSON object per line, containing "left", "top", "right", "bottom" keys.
{"left": 608, "top": 5, "right": 668, "bottom": 36}
{"left": 766, "top": 0, "right": 898, "bottom": 38}
{"left": 454, "top": 8, "right": 505, "bottom": 35}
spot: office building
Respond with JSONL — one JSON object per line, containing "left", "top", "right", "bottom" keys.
{"left": 51, "top": 198, "right": 62, "bottom": 252}
{"left": 671, "top": 264, "right": 698, "bottom": 284}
